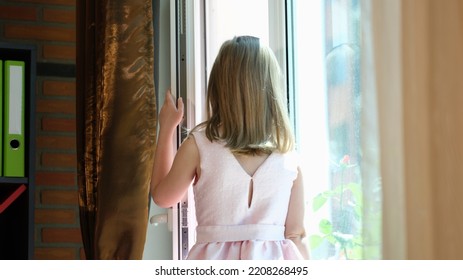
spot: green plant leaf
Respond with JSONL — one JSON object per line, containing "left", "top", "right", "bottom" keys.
{"left": 312, "top": 193, "right": 328, "bottom": 211}
{"left": 346, "top": 183, "right": 363, "bottom": 219}
{"left": 346, "top": 183, "right": 362, "bottom": 204}
{"left": 348, "top": 245, "right": 363, "bottom": 260}
{"left": 309, "top": 235, "right": 324, "bottom": 249}
{"left": 352, "top": 236, "right": 363, "bottom": 246}
{"left": 319, "top": 219, "right": 333, "bottom": 234}
{"left": 324, "top": 234, "right": 337, "bottom": 245}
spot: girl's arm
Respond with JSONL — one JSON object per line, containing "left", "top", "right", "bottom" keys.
{"left": 285, "top": 167, "right": 310, "bottom": 259}
{"left": 150, "top": 90, "right": 198, "bottom": 208}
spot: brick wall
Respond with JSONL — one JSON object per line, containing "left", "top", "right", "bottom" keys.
{"left": 0, "top": 0, "right": 81, "bottom": 259}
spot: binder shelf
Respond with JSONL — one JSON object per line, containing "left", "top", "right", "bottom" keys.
{"left": 0, "top": 42, "right": 36, "bottom": 260}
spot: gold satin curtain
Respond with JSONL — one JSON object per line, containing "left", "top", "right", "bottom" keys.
{"left": 76, "top": 0, "right": 158, "bottom": 259}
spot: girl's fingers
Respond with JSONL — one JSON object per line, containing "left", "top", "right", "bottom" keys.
{"left": 177, "top": 97, "right": 184, "bottom": 114}
{"left": 162, "top": 89, "right": 184, "bottom": 125}
{"left": 166, "top": 90, "right": 175, "bottom": 105}
{"left": 165, "top": 89, "right": 182, "bottom": 112}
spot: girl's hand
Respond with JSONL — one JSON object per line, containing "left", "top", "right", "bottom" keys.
{"left": 159, "top": 89, "right": 184, "bottom": 132}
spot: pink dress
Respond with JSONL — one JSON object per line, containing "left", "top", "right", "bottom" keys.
{"left": 186, "top": 130, "right": 303, "bottom": 260}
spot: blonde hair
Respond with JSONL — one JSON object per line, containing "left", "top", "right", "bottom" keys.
{"left": 196, "top": 36, "right": 294, "bottom": 155}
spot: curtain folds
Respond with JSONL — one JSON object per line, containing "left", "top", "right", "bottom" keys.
{"left": 76, "top": 0, "right": 157, "bottom": 259}
{"left": 361, "top": 0, "right": 463, "bottom": 259}
{"left": 361, "top": 0, "right": 404, "bottom": 260}
{"left": 359, "top": 0, "right": 383, "bottom": 260}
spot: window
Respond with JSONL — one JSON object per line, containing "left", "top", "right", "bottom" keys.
{"left": 163, "top": 0, "right": 381, "bottom": 260}
{"left": 289, "top": 0, "right": 381, "bottom": 259}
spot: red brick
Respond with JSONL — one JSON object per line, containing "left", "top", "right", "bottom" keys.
{"left": 35, "top": 247, "right": 77, "bottom": 260}
{"left": 4, "top": 24, "right": 75, "bottom": 42}
{"left": 41, "top": 190, "right": 78, "bottom": 205}
{"left": 43, "top": 80, "right": 75, "bottom": 96}
{"left": 43, "top": 44, "right": 76, "bottom": 61}
{"left": 42, "top": 152, "right": 77, "bottom": 168}
{"left": 0, "top": 5, "right": 38, "bottom": 21}
{"left": 14, "top": 0, "right": 75, "bottom": 6}
{"left": 42, "top": 227, "right": 82, "bottom": 243}
{"left": 37, "top": 135, "right": 76, "bottom": 150}
{"left": 37, "top": 99, "right": 75, "bottom": 114}
{"left": 35, "top": 209, "right": 76, "bottom": 224}
{"left": 42, "top": 117, "right": 76, "bottom": 132}
{"left": 36, "top": 171, "right": 76, "bottom": 186}
{"left": 43, "top": 8, "right": 75, "bottom": 24}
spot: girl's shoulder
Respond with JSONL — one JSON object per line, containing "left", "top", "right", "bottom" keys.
{"left": 188, "top": 128, "right": 207, "bottom": 145}
{"left": 188, "top": 124, "right": 207, "bottom": 139}
{"left": 189, "top": 126, "right": 224, "bottom": 146}
{"left": 187, "top": 128, "right": 223, "bottom": 154}
{"left": 276, "top": 149, "right": 301, "bottom": 171}
{"left": 275, "top": 148, "right": 300, "bottom": 158}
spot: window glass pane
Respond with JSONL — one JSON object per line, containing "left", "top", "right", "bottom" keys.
{"left": 206, "top": 0, "right": 270, "bottom": 79}
{"left": 291, "top": 0, "right": 377, "bottom": 260}
{"left": 192, "top": 0, "right": 287, "bottom": 250}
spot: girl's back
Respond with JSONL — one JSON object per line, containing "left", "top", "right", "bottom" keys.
{"left": 186, "top": 130, "right": 303, "bottom": 260}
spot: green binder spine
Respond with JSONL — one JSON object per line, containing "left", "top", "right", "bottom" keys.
{"left": 4, "top": 60, "right": 25, "bottom": 177}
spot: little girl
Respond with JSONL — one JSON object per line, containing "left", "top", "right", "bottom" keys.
{"left": 151, "top": 36, "right": 309, "bottom": 260}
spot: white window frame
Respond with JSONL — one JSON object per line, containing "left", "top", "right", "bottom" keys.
{"left": 170, "top": 0, "right": 288, "bottom": 260}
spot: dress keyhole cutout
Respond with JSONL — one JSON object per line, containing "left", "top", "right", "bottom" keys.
{"left": 248, "top": 179, "right": 254, "bottom": 208}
